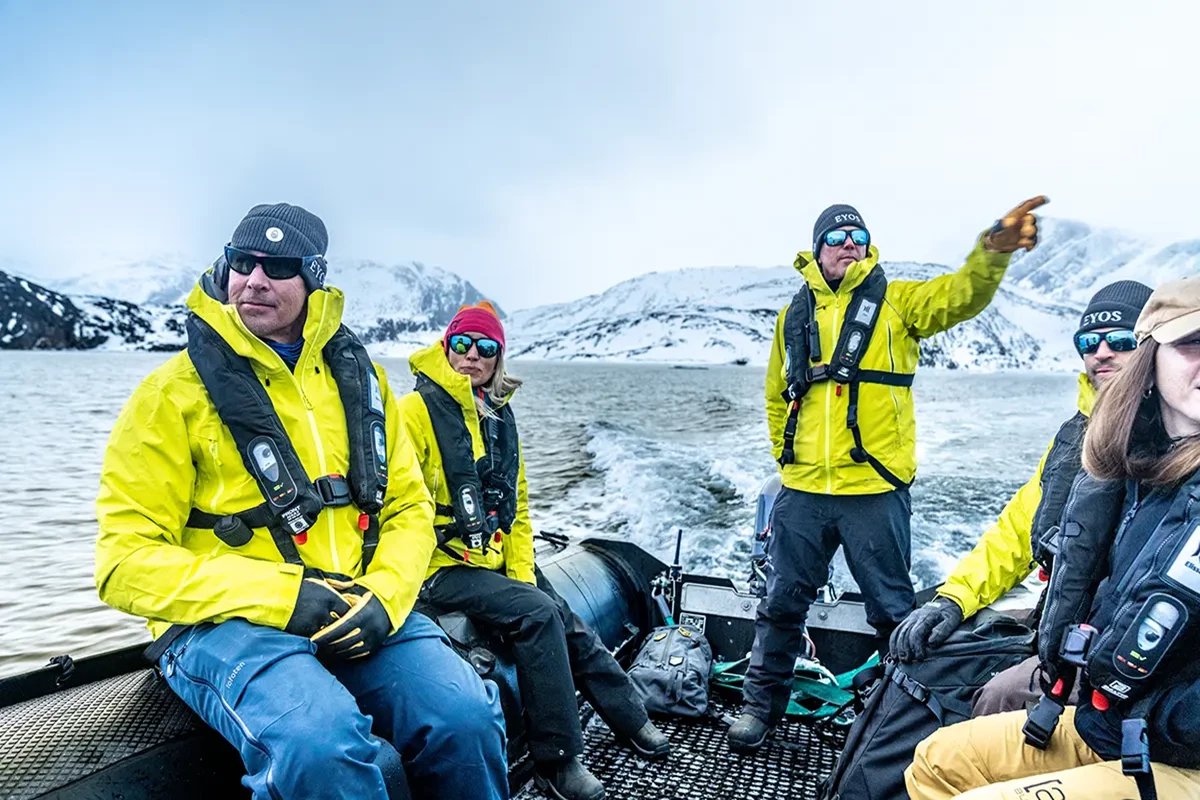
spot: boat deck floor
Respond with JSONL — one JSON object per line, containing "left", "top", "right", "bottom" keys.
{"left": 515, "top": 694, "right": 846, "bottom": 800}
{"left": 0, "top": 665, "right": 846, "bottom": 800}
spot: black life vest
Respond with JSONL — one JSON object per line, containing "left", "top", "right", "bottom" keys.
{"left": 1026, "top": 471, "right": 1200, "bottom": 797}
{"left": 415, "top": 373, "right": 520, "bottom": 562}
{"left": 778, "top": 267, "right": 915, "bottom": 489}
{"left": 1030, "top": 410, "right": 1088, "bottom": 570}
{"left": 183, "top": 313, "right": 388, "bottom": 569}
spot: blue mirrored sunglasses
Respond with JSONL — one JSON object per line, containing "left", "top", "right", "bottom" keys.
{"left": 448, "top": 333, "right": 500, "bottom": 359}
{"left": 823, "top": 229, "right": 870, "bottom": 248}
{"left": 1075, "top": 329, "right": 1138, "bottom": 356}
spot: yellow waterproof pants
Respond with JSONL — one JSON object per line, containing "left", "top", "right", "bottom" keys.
{"left": 905, "top": 707, "right": 1200, "bottom": 799}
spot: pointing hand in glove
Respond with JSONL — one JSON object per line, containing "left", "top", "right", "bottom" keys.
{"left": 310, "top": 589, "right": 394, "bottom": 661}
{"left": 984, "top": 196, "right": 1049, "bottom": 253}
{"left": 889, "top": 596, "right": 964, "bottom": 663}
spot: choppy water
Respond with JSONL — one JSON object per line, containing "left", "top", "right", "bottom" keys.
{"left": 0, "top": 352, "right": 1078, "bottom": 678}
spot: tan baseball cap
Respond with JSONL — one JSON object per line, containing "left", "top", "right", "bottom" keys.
{"left": 1135, "top": 275, "right": 1200, "bottom": 344}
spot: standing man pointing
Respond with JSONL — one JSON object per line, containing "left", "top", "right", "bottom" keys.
{"left": 728, "top": 197, "right": 1048, "bottom": 753}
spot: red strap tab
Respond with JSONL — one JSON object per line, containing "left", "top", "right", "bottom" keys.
{"left": 1051, "top": 678, "right": 1065, "bottom": 698}
{"left": 358, "top": 513, "right": 370, "bottom": 531}
{"left": 1038, "top": 567, "right": 1050, "bottom": 582}
{"left": 835, "top": 385, "right": 843, "bottom": 397}
{"left": 1091, "top": 690, "right": 1110, "bottom": 711}
{"left": 494, "top": 532, "right": 502, "bottom": 543}
{"left": 462, "top": 550, "right": 470, "bottom": 562}
{"left": 294, "top": 531, "right": 308, "bottom": 546}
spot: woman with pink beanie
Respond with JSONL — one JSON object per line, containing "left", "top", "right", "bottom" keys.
{"left": 397, "top": 302, "right": 670, "bottom": 800}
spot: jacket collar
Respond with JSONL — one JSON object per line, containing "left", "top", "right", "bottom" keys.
{"left": 795, "top": 245, "right": 881, "bottom": 298}
{"left": 1078, "top": 372, "right": 1098, "bottom": 417}
{"left": 187, "top": 279, "right": 346, "bottom": 371}
{"left": 409, "top": 341, "right": 484, "bottom": 421}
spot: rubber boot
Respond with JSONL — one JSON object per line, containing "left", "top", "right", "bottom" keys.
{"left": 534, "top": 756, "right": 606, "bottom": 800}
{"left": 620, "top": 720, "right": 670, "bottom": 760}
{"left": 727, "top": 712, "right": 772, "bottom": 754}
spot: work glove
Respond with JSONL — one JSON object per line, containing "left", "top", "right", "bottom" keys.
{"left": 310, "top": 590, "right": 393, "bottom": 661}
{"left": 285, "top": 576, "right": 354, "bottom": 638}
{"left": 983, "top": 195, "right": 1049, "bottom": 253}
{"left": 304, "top": 568, "right": 369, "bottom": 598}
{"left": 889, "top": 596, "right": 964, "bottom": 663}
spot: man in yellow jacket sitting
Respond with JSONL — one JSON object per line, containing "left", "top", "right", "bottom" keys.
{"left": 94, "top": 204, "right": 507, "bottom": 800}
{"left": 729, "top": 197, "right": 1047, "bottom": 753}
{"left": 891, "top": 280, "right": 1153, "bottom": 715}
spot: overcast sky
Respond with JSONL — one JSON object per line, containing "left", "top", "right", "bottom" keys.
{"left": 1, "top": 1, "right": 1198, "bottom": 308}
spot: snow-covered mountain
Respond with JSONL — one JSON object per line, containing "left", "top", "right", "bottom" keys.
{"left": 0, "top": 270, "right": 185, "bottom": 351}
{"left": 1006, "top": 218, "right": 1200, "bottom": 304}
{"left": 507, "top": 218, "right": 1200, "bottom": 369}
{"left": 53, "top": 254, "right": 205, "bottom": 306}
{"left": 8, "top": 258, "right": 498, "bottom": 353}
{"left": 507, "top": 262, "right": 1080, "bottom": 370}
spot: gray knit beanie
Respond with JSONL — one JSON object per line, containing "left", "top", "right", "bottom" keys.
{"left": 1077, "top": 280, "right": 1153, "bottom": 335}
{"left": 812, "top": 204, "right": 868, "bottom": 258}
{"left": 231, "top": 203, "right": 328, "bottom": 260}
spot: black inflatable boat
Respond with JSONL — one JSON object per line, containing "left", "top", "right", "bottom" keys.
{"left": 0, "top": 482, "right": 879, "bottom": 800}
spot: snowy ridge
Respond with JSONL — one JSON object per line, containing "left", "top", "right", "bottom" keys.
{"left": 42, "top": 257, "right": 498, "bottom": 355}
{"left": 508, "top": 261, "right": 1081, "bottom": 370}
{"left": 508, "top": 218, "right": 1200, "bottom": 370}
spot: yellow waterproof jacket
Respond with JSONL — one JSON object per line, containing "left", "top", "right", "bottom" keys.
{"left": 766, "top": 237, "right": 1013, "bottom": 495}
{"left": 95, "top": 284, "right": 436, "bottom": 639}
{"left": 937, "top": 373, "right": 1096, "bottom": 618}
{"left": 397, "top": 342, "right": 536, "bottom": 584}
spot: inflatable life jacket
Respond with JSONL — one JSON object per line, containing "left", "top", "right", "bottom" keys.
{"left": 183, "top": 314, "right": 389, "bottom": 568}
{"left": 1030, "top": 411, "right": 1088, "bottom": 572}
{"left": 1025, "top": 471, "right": 1200, "bottom": 800}
{"left": 415, "top": 374, "right": 519, "bottom": 561}
{"left": 778, "top": 267, "right": 915, "bottom": 489}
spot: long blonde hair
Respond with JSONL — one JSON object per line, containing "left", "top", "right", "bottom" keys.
{"left": 1084, "top": 339, "right": 1200, "bottom": 486}
{"left": 476, "top": 350, "right": 522, "bottom": 418}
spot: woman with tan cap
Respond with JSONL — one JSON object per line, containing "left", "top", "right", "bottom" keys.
{"left": 397, "top": 302, "right": 669, "bottom": 800}
{"left": 904, "top": 276, "right": 1200, "bottom": 799}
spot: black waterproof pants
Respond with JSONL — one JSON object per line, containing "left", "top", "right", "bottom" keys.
{"left": 421, "top": 565, "right": 648, "bottom": 763}
{"left": 743, "top": 486, "right": 916, "bottom": 723}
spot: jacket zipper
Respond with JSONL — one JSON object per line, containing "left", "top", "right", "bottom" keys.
{"left": 166, "top": 649, "right": 284, "bottom": 800}
{"left": 289, "top": 338, "right": 340, "bottom": 573}
{"left": 209, "top": 440, "right": 226, "bottom": 510}
{"left": 823, "top": 300, "right": 840, "bottom": 494}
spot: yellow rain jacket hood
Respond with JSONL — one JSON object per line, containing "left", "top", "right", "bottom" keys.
{"left": 398, "top": 342, "right": 536, "bottom": 584}
{"left": 938, "top": 373, "right": 1097, "bottom": 617}
{"left": 95, "top": 282, "right": 436, "bottom": 639}
{"left": 766, "top": 238, "right": 1013, "bottom": 495}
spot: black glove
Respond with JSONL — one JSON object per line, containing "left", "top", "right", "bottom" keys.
{"left": 285, "top": 577, "right": 353, "bottom": 637}
{"left": 889, "top": 597, "right": 964, "bottom": 663}
{"left": 304, "top": 568, "right": 369, "bottom": 598}
{"left": 310, "top": 591, "right": 393, "bottom": 661}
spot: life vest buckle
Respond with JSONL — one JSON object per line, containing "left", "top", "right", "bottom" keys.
{"left": 314, "top": 474, "right": 353, "bottom": 507}
{"left": 1120, "top": 718, "right": 1151, "bottom": 776}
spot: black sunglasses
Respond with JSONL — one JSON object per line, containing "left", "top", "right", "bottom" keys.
{"left": 1075, "top": 329, "right": 1138, "bottom": 356}
{"left": 448, "top": 334, "right": 500, "bottom": 359}
{"left": 224, "top": 245, "right": 323, "bottom": 281}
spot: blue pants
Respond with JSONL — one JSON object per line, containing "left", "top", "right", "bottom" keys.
{"left": 743, "top": 486, "right": 916, "bottom": 722}
{"left": 159, "top": 613, "right": 508, "bottom": 800}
